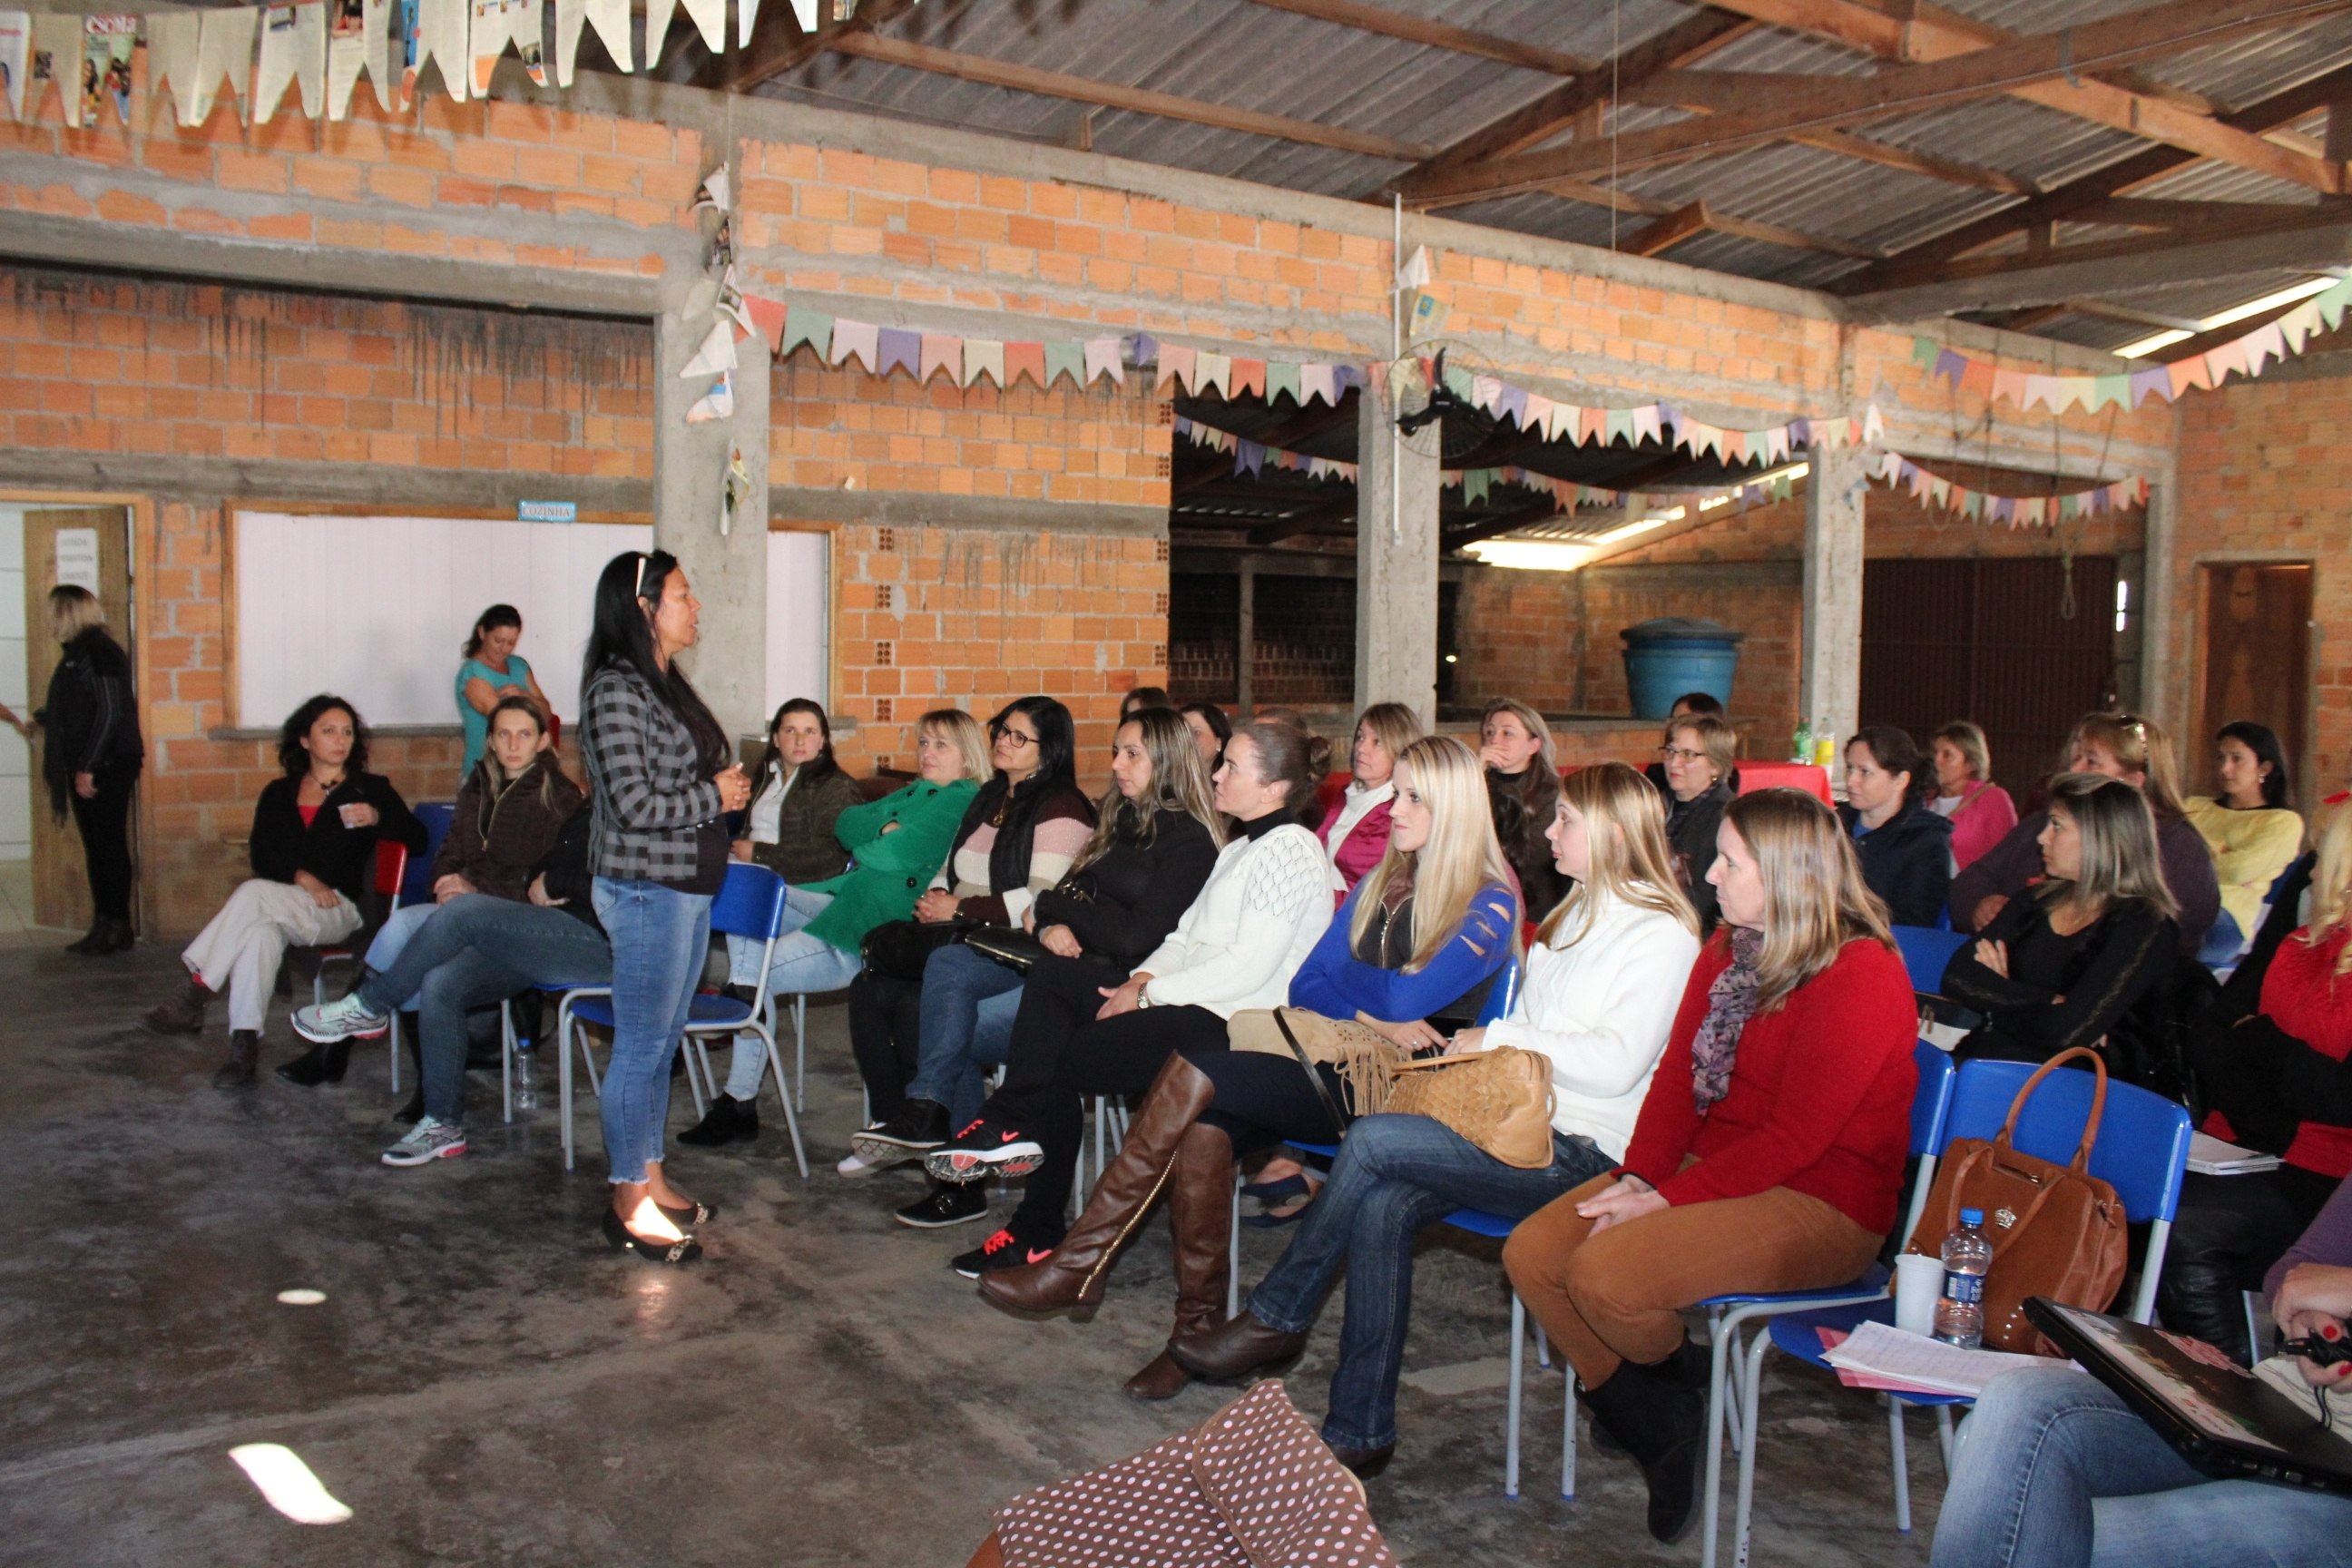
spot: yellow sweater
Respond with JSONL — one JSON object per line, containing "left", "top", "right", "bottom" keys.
{"left": 2184, "top": 797, "right": 2305, "bottom": 941}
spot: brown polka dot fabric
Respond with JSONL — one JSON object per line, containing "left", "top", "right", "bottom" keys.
{"left": 993, "top": 1381, "right": 1396, "bottom": 1568}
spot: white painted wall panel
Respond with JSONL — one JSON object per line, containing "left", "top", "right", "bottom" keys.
{"left": 765, "top": 529, "right": 829, "bottom": 720}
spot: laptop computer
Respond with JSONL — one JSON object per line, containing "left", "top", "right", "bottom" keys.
{"left": 2025, "top": 1298, "right": 2352, "bottom": 1496}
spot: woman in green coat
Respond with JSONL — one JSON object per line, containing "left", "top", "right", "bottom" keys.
{"left": 715, "top": 708, "right": 991, "bottom": 1105}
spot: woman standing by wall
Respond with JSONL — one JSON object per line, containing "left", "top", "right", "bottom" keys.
{"left": 577, "top": 550, "right": 750, "bottom": 1265}
{"left": 2, "top": 585, "right": 142, "bottom": 954}
{"left": 454, "top": 603, "right": 554, "bottom": 779}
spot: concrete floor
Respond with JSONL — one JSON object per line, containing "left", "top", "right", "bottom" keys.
{"left": 1, "top": 932, "right": 1946, "bottom": 1567}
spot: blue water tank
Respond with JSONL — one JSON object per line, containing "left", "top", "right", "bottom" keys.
{"left": 1621, "top": 618, "right": 1744, "bottom": 720}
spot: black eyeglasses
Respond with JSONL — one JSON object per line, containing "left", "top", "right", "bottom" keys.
{"left": 993, "top": 727, "right": 1038, "bottom": 750}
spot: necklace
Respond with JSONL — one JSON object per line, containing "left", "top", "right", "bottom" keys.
{"left": 308, "top": 769, "right": 344, "bottom": 794}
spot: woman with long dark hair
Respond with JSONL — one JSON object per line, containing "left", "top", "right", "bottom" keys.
{"left": 730, "top": 698, "right": 861, "bottom": 886}
{"left": 3, "top": 585, "right": 142, "bottom": 954}
{"left": 137, "top": 693, "right": 425, "bottom": 1087}
{"left": 576, "top": 550, "right": 749, "bottom": 1264}
{"left": 2186, "top": 720, "right": 2303, "bottom": 962}
{"left": 454, "top": 603, "right": 553, "bottom": 778}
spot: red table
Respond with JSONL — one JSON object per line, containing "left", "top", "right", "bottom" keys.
{"left": 1733, "top": 760, "right": 1834, "bottom": 805}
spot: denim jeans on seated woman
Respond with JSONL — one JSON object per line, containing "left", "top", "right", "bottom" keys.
{"left": 592, "top": 877, "right": 710, "bottom": 1186}
{"left": 905, "top": 942, "right": 1026, "bottom": 1127}
{"left": 720, "top": 887, "right": 861, "bottom": 1102}
{"left": 350, "top": 892, "right": 611, "bottom": 1126}
{"left": 359, "top": 900, "right": 442, "bottom": 1011}
{"left": 1244, "top": 1113, "right": 1619, "bottom": 1454}
{"left": 1928, "top": 1364, "right": 2352, "bottom": 1568}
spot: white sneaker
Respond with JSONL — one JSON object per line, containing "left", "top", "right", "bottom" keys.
{"left": 383, "top": 1117, "right": 468, "bottom": 1166}
{"left": 837, "top": 1149, "right": 889, "bottom": 1179}
{"left": 294, "top": 992, "right": 391, "bottom": 1044}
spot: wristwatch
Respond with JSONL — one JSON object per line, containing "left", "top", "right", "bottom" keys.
{"left": 1134, "top": 982, "right": 1153, "bottom": 1008}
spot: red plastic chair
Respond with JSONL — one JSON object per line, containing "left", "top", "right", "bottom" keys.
{"left": 307, "top": 839, "right": 410, "bottom": 1088}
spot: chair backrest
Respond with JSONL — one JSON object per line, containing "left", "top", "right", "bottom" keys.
{"left": 1941, "top": 1059, "right": 2192, "bottom": 1225}
{"left": 401, "top": 801, "right": 457, "bottom": 905}
{"left": 1475, "top": 952, "right": 1522, "bottom": 1027}
{"left": 708, "top": 860, "right": 789, "bottom": 941}
{"left": 1892, "top": 925, "right": 1968, "bottom": 995}
{"left": 373, "top": 839, "right": 410, "bottom": 902}
{"left": 1314, "top": 772, "right": 1349, "bottom": 826}
{"left": 1909, "top": 1038, "right": 1957, "bottom": 1159}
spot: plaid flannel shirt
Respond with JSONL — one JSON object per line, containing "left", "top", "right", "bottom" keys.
{"left": 581, "top": 664, "right": 724, "bottom": 883}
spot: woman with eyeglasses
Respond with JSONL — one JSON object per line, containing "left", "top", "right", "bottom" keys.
{"left": 1950, "top": 713, "right": 2220, "bottom": 957}
{"left": 1657, "top": 713, "right": 1738, "bottom": 934}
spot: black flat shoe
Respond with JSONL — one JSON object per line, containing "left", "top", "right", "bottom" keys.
{"left": 274, "top": 1039, "right": 351, "bottom": 1086}
{"left": 1329, "top": 1443, "right": 1395, "bottom": 1480}
{"left": 602, "top": 1207, "right": 701, "bottom": 1265}
{"left": 656, "top": 1198, "right": 720, "bottom": 1227}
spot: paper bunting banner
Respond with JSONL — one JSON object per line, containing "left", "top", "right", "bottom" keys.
{"left": 469, "top": 0, "right": 544, "bottom": 91}
{"left": 253, "top": 3, "right": 328, "bottom": 124}
{"left": 327, "top": 0, "right": 395, "bottom": 116}
{"left": 1172, "top": 416, "right": 1357, "bottom": 483}
{"left": 678, "top": 318, "right": 737, "bottom": 379}
{"left": 685, "top": 371, "right": 734, "bottom": 425}
{"left": 82, "top": 15, "right": 134, "bottom": 126}
{"left": 743, "top": 296, "right": 1132, "bottom": 393}
{"left": 645, "top": 0, "right": 724, "bottom": 66}
{"left": 407, "top": 0, "right": 470, "bottom": 103}
{"left": 0, "top": 13, "right": 27, "bottom": 123}
{"left": 29, "top": 11, "right": 83, "bottom": 124}
{"left": 554, "top": 0, "right": 631, "bottom": 81}
{"left": 1916, "top": 277, "right": 2352, "bottom": 411}
{"left": 189, "top": 5, "right": 256, "bottom": 123}
{"left": 1871, "top": 450, "right": 2148, "bottom": 526}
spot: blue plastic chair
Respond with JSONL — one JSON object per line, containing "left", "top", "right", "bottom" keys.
{"left": 1725, "top": 1056, "right": 2193, "bottom": 1566}
{"left": 559, "top": 861, "right": 809, "bottom": 1179}
{"left": 1890, "top": 925, "right": 1968, "bottom": 996}
{"left": 398, "top": 802, "right": 457, "bottom": 907}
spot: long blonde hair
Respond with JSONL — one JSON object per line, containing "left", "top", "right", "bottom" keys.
{"left": 2301, "top": 799, "right": 2352, "bottom": 976}
{"left": 2072, "top": 712, "right": 2186, "bottom": 820}
{"left": 1535, "top": 761, "right": 1700, "bottom": 949}
{"left": 918, "top": 708, "right": 992, "bottom": 782}
{"left": 1723, "top": 789, "right": 1893, "bottom": 1009}
{"left": 1349, "top": 736, "right": 1521, "bottom": 972}
{"left": 2038, "top": 771, "right": 2177, "bottom": 924}
{"left": 1072, "top": 707, "right": 1225, "bottom": 870}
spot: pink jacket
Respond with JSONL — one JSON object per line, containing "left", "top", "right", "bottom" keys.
{"left": 1945, "top": 780, "right": 2019, "bottom": 872}
{"left": 1318, "top": 793, "right": 1392, "bottom": 897}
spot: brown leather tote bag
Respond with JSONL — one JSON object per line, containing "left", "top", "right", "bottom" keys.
{"left": 1902, "top": 1046, "right": 2130, "bottom": 1356}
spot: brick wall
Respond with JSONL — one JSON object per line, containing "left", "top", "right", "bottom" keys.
{"left": 1168, "top": 572, "right": 1239, "bottom": 704}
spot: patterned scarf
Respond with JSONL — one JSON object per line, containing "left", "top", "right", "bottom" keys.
{"left": 1690, "top": 927, "right": 1764, "bottom": 1114}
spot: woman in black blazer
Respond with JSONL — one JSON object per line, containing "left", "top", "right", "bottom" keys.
{"left": 139, "top": 694, "right": 424, "bottom": 1087}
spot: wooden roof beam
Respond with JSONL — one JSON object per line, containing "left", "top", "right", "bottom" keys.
{"left": 1402, "top": 0, "right": 2352, "bottom": 206}
{"left": 1242, "top": 0, "right": 1592, "bottom": 76}
{"left": 723, "top": 0, "right": 918, "bottom": 93}
{"left": 1627, "top": 200, "right": 1713, "bottom": 257}
{"left": 1537, "top": 176, "right": 1882, "bottom": 259}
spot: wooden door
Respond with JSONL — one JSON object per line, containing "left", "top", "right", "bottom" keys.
{"left": 24, "top": 508, "right": 132, "bottom": 930}
{"left": 2196, "top": 563, "right": 2311, "bottom": 796}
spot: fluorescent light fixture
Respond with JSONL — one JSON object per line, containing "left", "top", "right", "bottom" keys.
{"left": 229, "top": 1445, "right": 353, "bottom": 1524}
{"left": 275, "top": 1289, "right": 326, "bottom": 1307}
{"left": 1462, "top": 539, "right": 1596, "bottom": 572}
{"left": 2117, "top": 276, "right": 2340, "bottom": 358}
{"left": 1467, "top": 459, "right": 1816, "bottom": 571}
{"left": 1592, "top": 515, "right": 1670, "bottom": 546}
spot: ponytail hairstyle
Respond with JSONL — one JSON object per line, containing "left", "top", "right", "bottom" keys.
{"left": 1071, "top": 708, "right": 1225, "bottom": 874}
{"left": 1536, "top": 760, "right": 1700, "bottom": 949}
{"left": 463, "top": 603, "right": 522, "bottom": 660}
{"left": 473, "top": 691, "right": 557, "bottom": 813}
{"left": 1722, "top": 789, "right": 1893, "bottom": 1011}
{"left": 1350, "top": 736, "right": 1521, "bottom": 972}
{"left": 1228, "top": 719, "right": 1318, "bottom": 820}
{"left": 582, "top": 550, "right": 728, "bottom": 772}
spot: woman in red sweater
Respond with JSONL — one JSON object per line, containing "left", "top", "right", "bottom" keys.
{"left": 1503, "top": 788, "right": 1916, "bottom": 1544}
{"left": 2166, "top": 799, "right": 2352, "bottom": 1363}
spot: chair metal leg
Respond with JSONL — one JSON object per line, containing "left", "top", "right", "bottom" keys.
{"left": 1504, "top": 1290, "right": 1524, "bottom": 1499}
{"left": 498, "top": 1002, "right": 514, "bottom": 1125}
{"left": 681, "top": 1039, "right": 709, "bottom": 1118}
{"left": 1733, "top": 1324, "right": 1774, "bottom": 1568}
{"left": 1228, "top": 1175, "right": 1242, "bottom": 1318}
{"left": 560, "top": 1009, "right": 577, "bottom": 1172}
{"left": 789, "top": 993, "right": 808, "bottom": 1113}
{"left": 1935, "top": 1405, "right": 1955, "bottom": 1473}
{"left": 1562, "top": 1368, "right": 1577, "bottom": 1501}
{"left": 1888, "top": 1397, "right": 1913, "bottom": 1534}
{"left": 1700, "top": 1316, "right": 1736, "bottom": 1568}
{"left": 734, "top": 1020, "right": 809, "bottom": 1179}
{"left": 387, "top": 1009, "right": 403, "bottom": 1095}
{"left": 1535, "top": 1321, "right": 1551, "bottom": 1370}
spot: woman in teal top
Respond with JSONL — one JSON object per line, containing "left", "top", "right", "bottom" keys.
{"left": 718, "top": 708, "right": 991, "bottom": 1101}
{"left": 455, "top": 603, "right": 554, "bottom": 777}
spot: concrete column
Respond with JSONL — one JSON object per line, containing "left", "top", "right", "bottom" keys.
{"left": 1235, "top": 558, "right": 1257, "bottom": 716}
{"left": 1354, "top": 393, "right": 1441, "bottom": 725}
{"left": 653, "top": 268, "right": 769, "bottom": 742}
{"left": 2139, "top": 407, "right": 2184, "bottom": 729}
{"left": 1800, "top": 442, "right": 1868, "bottom": 768}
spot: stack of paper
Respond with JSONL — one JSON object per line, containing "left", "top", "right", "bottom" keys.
{"left": 1821, "top": 1320, "right": 2048, "bottom": 1398}
{"left": 2189, "top": 1132, "right": 2282, "bottom": 1177}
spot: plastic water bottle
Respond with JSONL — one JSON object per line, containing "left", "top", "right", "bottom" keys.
{"left": 1933, "top": 1208, "right": 1994, "bottom": 1348}
{"left": 1791, "top": 716, "right": 1813, "bottom": 764}
{"left": 513, "top": 1044, "right": 539, "bottom": 1112}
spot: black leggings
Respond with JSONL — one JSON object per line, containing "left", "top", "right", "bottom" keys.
{"left": 2155, "top": 1163, "right": 2339, "bottom": 1365}
{"left": 846, "top": 970, "right": 924, "bottom": 1119}
{"left": 991, "top": 956, "right": 1226, "bottom": 1234}
{"left": 1192, "top": 1047, "right": 1348, "bottom": 1158}
{"left": 70, "top": 766, "right": 136, "bottom": 922}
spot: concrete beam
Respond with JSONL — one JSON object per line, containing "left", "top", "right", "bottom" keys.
{"left": 1354, "top": 390, "right": 1441, "bottom": 726}
{"left": 769, "top": 487, "right": 1166, "bottom": 537}
{"left": 1801, "top": 442, "right": 1869, "bottom": 771}
{"left": 0, "top": 449, "right": 652, "bottom": 513}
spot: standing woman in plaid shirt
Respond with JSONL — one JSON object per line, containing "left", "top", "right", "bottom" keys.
{"left": 578, "top": 550, "right": 751, "bottom": 1263}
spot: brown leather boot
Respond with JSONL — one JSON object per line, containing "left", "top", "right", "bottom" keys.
{"left": 977, "top": 1054, "right": 1218, "bottom": 1315}
{"left": 212, "top": 1029, "right": 260, "bottom": 1089}
{"left": 1125, "top": 1120, "right": 1235, "bottom": 1401}
{"left": 140, "top": 974, "right": 211, "bottom": 1036}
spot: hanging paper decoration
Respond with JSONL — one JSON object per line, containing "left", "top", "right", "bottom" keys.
{"left": 554, "top": 0, "right": 630, "bottom": 82}
{"left": 0, "top": 13, "right": 27, "bottom": 122}
{"left": 28, "top": 11, "right": 83, "bottom": 125}
{"left": 645, "top": 0, "right": 724, "bottom": 66}
{"left": 1171, "top": 416, "right": 1357, "bottom": 483}
{"left": 327, "top": 0, "right": 394, "bottom": 116}
{"left": 1870, "top": 450, "right": 2147, "bottom": 525}
{"left": 189, "top": 5, "right": 257, "bottom": 124}
{"left": 145, "top": 12, "right": 201, "bottom": 123}
{"left": 82, "top": 15, "right": 134, "bottom": 126}
{"left": 256, "top": 3, "right": 328, "bottom": 123}
{"left": 406, "top": 0, "right": 468, "bottom": 103}
{"left": 691, "top": 167, "right": 730, "bottom": 211}
{"left": 678, "top": 318, "right": 737, "bottom": 378}
{"left": 739, "top": 0, "right": 760, "bottom": 46}
{"left": 686, "top": 371, "right": 734, "bottom": 424}
{"left": 469, "top": 0, "right": 544, "bottom": 91}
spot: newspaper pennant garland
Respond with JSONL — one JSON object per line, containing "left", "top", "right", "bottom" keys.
{"left": 407, "top": 0, "right": 469, "bottom": 103}
{"left": 82, "top": 15, "right": 135, "bottom": 126}
{"left": 325, "top": 0, "right": 393, "bottom": 116}
{"left": 469, "top": 0, "right": 543, "bottom": 91}
{"left": 189, "top": 5, "right": 257, "bottom": 123}
{"left": 554, "top": 0, "right": 630, "bottom": 81}
{"left": 29, "top": 10, "right": 83, "bottom": 125}
{"left": 1871, "top": 450, "right": 2148, "bottom": 526}
{"left": 0, "top": 13, "right": 27, "bottom": 122}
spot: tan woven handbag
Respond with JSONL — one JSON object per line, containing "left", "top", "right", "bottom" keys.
{"left": 1385, "top": 1050, "right": 1557, "bottom": 1170}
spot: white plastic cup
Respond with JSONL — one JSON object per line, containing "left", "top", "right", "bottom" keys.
{"left": 1894, "top": 1252, "right": 1945, "bottom": 1337}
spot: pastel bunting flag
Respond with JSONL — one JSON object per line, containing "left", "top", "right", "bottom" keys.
{"left": 1232, "top": 358, "right": 1267, "bottom": 398}
{"left": 877, "top": 328, "right": 920, "bottom": 379}
{"left": 962, "top": 339, "right": 1005, "bottom": 389}
{"left": 1004, "top": 341, "right": 1045, "bottom": 389}
{"left": 1195, "top": 352, "right": 1230, "bottom": 396}
{"left": 1266, "top": 359, "right": 1300, "bottom": 407}
{"left": 781, "top": 306, "right": 832, "bottom": 360}
{"left": 828, "top": 318, "right": 878, "bottom": 372}
{"left": 1043, "top": 340, "right": 1083, "bottom": 389}
{"left": 1083, "top": 337, "right": 1124, "bottom": 387}
{"left": 1158, "top": 344, "right": 1196, "bottom": 392}
{"left": 917, "top": 333, "right": 958, "bottom": 384}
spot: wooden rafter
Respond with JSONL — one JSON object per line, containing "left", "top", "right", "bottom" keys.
{"left": 1400, "top": 0, "right": 2352, "bottom": 207}
{"left": 823, "top": 32, "right": 1435, "bottom": 161}
{"left": 1242, "top": 0, "right": 1592, "bottom": 76}
{"left": 1838, "top": 62, "right": 2352, "bottom": 293}
{"left": 2074, "top": 197, "right": 2324, "bottom": 229}
{"left": 1533, "top": 175, "right": 1884, "bottom": 260}
{"left": 1628, "top": 200, "right": 1714, "bottom": 257}
{"left": 723, "top": 0, "right": 920, "bottom": 92}
{"left": 1787, "top": 129, "right": 2037, "bottom": 196}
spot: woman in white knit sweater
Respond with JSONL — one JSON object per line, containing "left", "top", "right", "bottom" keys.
{"left": 924, "top": 721, "right": 1334, "bottom": 1275}
{"left": 1163, "top": 760, "right": 1704, "bottom": 1475}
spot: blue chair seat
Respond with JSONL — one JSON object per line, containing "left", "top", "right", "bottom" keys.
{"left": 1766, "top": 1299, "right": 1971, "bottom": 1409}
{"left": 566, "top": 992, "right": 754, "bottom": 1031}
{"left": 1704, "top": 1265, "right": 1891, "bottom": 1311}
{"left": 1442, "top": 1207, "right": 1514, "bottom": 1240}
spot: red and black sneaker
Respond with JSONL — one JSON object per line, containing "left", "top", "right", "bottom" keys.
{"left": 924, "top": 1113, "right": 1044, "bottom": 1184}
{"left": 951, "top": 1221, "right": 1061, "bottom": 1279}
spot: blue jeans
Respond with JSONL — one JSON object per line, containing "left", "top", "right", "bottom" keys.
{"left": 1930, "top": 1365, "right": 2352, "bottom": 1568}
{"left": 907, "top": 943, "right": 1025, "bottom": 1126}
{"left": 1248, "top": 1113, "right": 1619, "bottom": 1452}
{"left": 592, "top": 877, "right": 711, "bottom": 1185}
{"left": 361, "top": 902, "right": 440, "bottom": 1009}
{"left": 355, "top": 894, "right": 612, "bottom": 1126}
{"left": 722, "top": 887, "right": 860, "bottom": 1101}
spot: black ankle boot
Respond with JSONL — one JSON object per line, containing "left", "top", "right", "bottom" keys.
{"left": 66, "top": 922, "right": 108, "bottom": 956}
{"left": 275, "top": 1039, "right": 352, "bottom": 1086}
{"left": 1581, "top": 1341, "right": 1708, "bottom": 1544}
{"left": 213, "top": 1030, "right": 260, "bottom": 1090}
{"left": 678, "top": 1093, "right": 759, "bottom": 1147}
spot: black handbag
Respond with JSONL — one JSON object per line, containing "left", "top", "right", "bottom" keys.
{"left": 964, "top": 926, "right": 1050, "bottom": 973}
{"left": 858, "top": 917, "right": 973, "bottom": 982}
